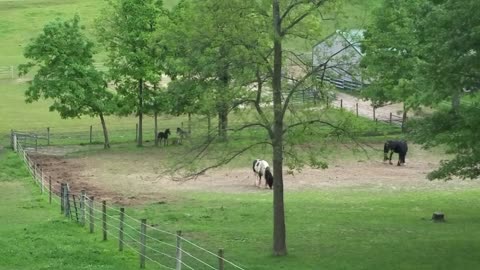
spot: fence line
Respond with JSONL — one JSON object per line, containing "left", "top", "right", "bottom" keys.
{"left": 13, "top": 136, "right": 246, "bottom": 270}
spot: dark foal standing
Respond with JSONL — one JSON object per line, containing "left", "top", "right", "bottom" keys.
{"left": 157, "top": 129, "right": 171, "bottom": 146}
{"left": 384, "top": 140, "right": 408, "bottom": 166}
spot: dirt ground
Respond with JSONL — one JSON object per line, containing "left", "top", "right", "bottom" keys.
{"left": 28, "top": 143, "right": 480, "bottom": 206}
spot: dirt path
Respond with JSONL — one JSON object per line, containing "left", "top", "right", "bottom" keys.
{"left": 28, "top": 144, "right": 480, "bottom": 205}
{"left": 332, "top": 92, "right": 406, "bottom": 122}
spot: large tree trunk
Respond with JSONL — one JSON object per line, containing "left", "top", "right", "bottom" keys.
{"left": 154, "top": 111, "right": 158, "bottom": 146}
{"left": 99, "top": 112, "right": 110, "bottom": 149}
{"left": 218, "top": 106, "right": 228, "bottom": 140}
{"left": 401, "top": 104, "right": 408, "bottom": 133}
{"left": 137, "top": 78, "right": 144, "bottom": 147}
{"left": 271, "top": 0, "right": 287, "bottom": 256}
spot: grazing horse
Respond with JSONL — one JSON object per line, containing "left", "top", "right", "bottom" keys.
{"left": 252, "top": 159, "right": 274, "bottom": 189}
{"left": 157, "top": 129, "right": 171, "bottom": 146}
{"left": 384, "top": 140, "right": 408, "bottom": 166}
{"left": 175, "top": 127, "right": 189, "bottom": 144}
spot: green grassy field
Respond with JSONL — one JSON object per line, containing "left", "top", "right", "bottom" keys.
{"left": 0, "top": 151, "right": 139, "bottom": 270}
{"left": 5, "top": 1, "right": 479, "bottom": 269}
{"left": 3, "top": 148, "right": 480, "bottom": 269}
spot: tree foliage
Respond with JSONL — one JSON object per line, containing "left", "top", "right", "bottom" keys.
{"left": 19, "top": 15, "right": 114, "bottom": 149}
{"left": 362, "top": 0, "right": 480, "bottom": 179}
{"left": 96, "top": 0, "right": 169, "bottom": 146}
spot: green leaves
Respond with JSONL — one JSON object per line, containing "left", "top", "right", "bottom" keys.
{"left": 20, "top": 15, "right": 110, "bottom": 119}
{"left": 363, "top": 0, "right": 480, "bottom": 180}
{"left": 19, "top": 15, "right": 113, "bottom": 148}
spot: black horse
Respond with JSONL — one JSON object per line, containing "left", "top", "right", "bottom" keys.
{"left": 157, "top": 129, "right": 171, "bottom": 146}
{"left": 384, "top": 140, "right": 408, "bottom": 166}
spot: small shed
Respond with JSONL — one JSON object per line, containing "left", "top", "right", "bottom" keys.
{"left": 312, "top": 29, "right": 365, "bottom": 90}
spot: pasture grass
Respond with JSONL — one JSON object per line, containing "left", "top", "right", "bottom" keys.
{"left": 0, "top": 151, "right": 139, "bottom": 270}
{"left": 3, "top": 135, "right": 480, "bottom": 269}
{"left": 100, "top": 186, "right": 480, "bottom": 270}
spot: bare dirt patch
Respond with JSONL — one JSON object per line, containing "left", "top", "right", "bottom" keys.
{"left": 27, "top": 144, "right": 480, "bottom": 205}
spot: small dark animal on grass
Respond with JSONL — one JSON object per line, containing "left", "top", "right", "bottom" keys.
{"left": 384, "top": 140, "right": 408, "bottom": 166}
{"left": 157, "top": 129, "right": 171, "bottom": 146}
{"left": 252, "top": 159, "right": 274, "bottom": 189}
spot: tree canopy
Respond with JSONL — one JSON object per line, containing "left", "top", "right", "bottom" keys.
{"left": 362, "top": 0, "right": 480, "bottom": 180}
{"left": 19, "top": 15, "right": 114, "bottom": 149}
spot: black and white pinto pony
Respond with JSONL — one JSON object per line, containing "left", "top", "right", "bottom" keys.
{"left": 384, "top": 140, "right": 408, "bottom": 166}
{"left": 157, "top": 129, "right": 171, "bottom": 146}
{"left": 252, "top": 159, "right": 274, "bottom": 189}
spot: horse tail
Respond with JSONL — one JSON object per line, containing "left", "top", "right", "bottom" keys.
{"left": 265, "top": 168, "right": 274, "bottom": 189}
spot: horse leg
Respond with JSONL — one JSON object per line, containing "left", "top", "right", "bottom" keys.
{"left": 389, "top": 151, "right": 393, "bottom": 165}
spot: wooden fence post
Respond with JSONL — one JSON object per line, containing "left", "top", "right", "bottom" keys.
{"left": 389, "top": 112, "right": 393, "bottom": 124}
{"left": 119, "top": 208, "right": 125, "bottom": 251}
{"left": 90, "top": 125, "right": 93, "bottom": 144}
{"left": 176, "top": 230, "right": 183, "bottom": 270}
{"left": 72, "top": 195, "right": 79, "bottom": 222}
{"left": 373, "top": 107, "right": 376, "bottom": 121}
{"left": 140, "top": 219, "right": 147, "bottom": 269}
{"left": 340, "top": 99, "right": 343, "bottom": 109}
{"left": 64, "top": 184, "right": 70, "bottom": 218}
{"left": 102, "top": 200, "right": 107, "bottom": 241}
{"left": 47, "top": 127, "right": 50, "bottom": 146}
{"left": 218, "top": 249, "right": 225, "bottom": 270}
{"left": 89, "top": 196, "right": 95, "bottom": 233}
{"left": 35, "top": 135, "right": 38, "bottom": 152}
{"left": 48, "top": 176, "right": 52, "bottom": 204}
{"left": 13, "top": 133, "right": 18, "bottom": 152}
{"left": 80, "top": 190, "right": 86, "bottom": 226}
{"left": 60, "top": 183, "right": 65, "bottom": 214}
{"left": 356, "top": 103, "right": 359, "bottom": 117}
